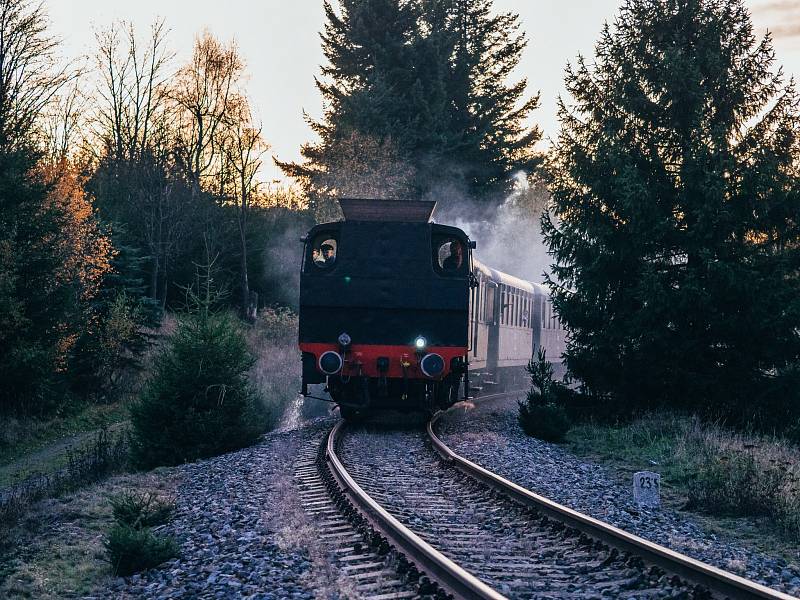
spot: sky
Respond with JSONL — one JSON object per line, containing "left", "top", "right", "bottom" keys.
{"left": 48, "top": 1, "right": 800, "bottom": 183}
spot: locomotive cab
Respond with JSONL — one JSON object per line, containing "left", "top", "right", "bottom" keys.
{"left": 298, "top": 198, "right": 472, "bottom": 415}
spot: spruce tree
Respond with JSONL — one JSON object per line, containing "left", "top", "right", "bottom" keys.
{"left": 278, "top": 0, "right": 541, "bottom": 213}
{"left": 440, "top": 0, "right": 541, "bottom": 197}
{"left": 130, "top": 267, "right": 267, "bottom": 468}
{"left": 543, "top": 0, "right": 800, "bottom": 427}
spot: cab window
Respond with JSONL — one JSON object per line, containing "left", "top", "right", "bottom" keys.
{"left": 309, "top": 233, "right": 338, "bottom": 270}
{"left": 433, "top": 236, "right": 466, "bottom": 274}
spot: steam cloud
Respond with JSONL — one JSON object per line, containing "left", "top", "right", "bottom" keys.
{"left": 432, "top": 172, "right": 552, "bottom": 284}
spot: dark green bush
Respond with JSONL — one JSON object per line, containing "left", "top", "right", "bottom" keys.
{"left": 130, "top": 275, "right": 268, "bottom": 469}
{"left": 518, "top": 348, "right": 572, "bottom": 442}
{"left": 110, "top": 490, "right": 175, "bottom": 529}
{"left": 519, "top": 402, "right": 572, "bottom": 442}
{"left": 105, "top": 523, "right": 178, "bottom": 576}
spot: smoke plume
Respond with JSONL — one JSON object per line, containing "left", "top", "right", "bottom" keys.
{"left": 432, "top": 173, "right": 551, "bottom": 284}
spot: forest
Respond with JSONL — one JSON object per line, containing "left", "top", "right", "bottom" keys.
{"left": 0, "top": 0, "right": 799, "bottom": 593}
{"left": 1, "top": 0, "right": 799, "bottom": 449}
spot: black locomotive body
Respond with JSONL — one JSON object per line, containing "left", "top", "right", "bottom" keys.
{"left": 298, "top": 198, "right": 565, "bottom": 416}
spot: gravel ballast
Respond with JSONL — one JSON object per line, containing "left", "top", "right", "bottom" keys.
{"left": 102, "top": 421, "right": 337, "bottom": 600}
{"left": 438, "top": 396, "right": 800, "bottom": 598}
{"left": 340, "top": 427, "right": 700, "bottom": 599}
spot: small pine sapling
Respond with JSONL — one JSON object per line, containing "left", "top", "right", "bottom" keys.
{"left": 518, "top": 348, "right": 571, "bottom": 442}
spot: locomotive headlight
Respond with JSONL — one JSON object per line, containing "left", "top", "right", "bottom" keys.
{"left": 414, "top": 336, "right": 427, "bottom": 350}
{"left": 319, "top": 351, "right": 343, "bottom": 375}
{"left": 420, "top": 353, "right": 445, "bottom": 377}
{"left": 337, "top": 332, "right": 352, "bottom": 348}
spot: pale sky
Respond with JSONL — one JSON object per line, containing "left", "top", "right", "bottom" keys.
{"left": 48, "top": 1, "right": 800, "bottom": 183}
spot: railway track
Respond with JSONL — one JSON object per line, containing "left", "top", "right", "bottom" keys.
{"left": 303, "top": 410, "right": 797, "bottom": 600}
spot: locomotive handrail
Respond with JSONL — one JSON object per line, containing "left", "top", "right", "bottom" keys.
{"left": 428, "top": 411, "right": 797, "bottom": 600}
{"left": 326, "top": 421, "right": 506, "bottom": 600}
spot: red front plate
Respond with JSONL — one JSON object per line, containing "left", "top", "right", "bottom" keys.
{"left": 299, "top": 343, "right": 467, "bottom": 380}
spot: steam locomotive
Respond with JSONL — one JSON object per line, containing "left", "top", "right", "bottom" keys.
{"left": 298, "top": 198, "right": 566, "bottom": 418}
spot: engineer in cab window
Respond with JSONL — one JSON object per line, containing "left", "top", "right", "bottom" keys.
{"left": 442, "top": 240, "right": 463, "bottom": 270}
{"left": 320, "top": 243, "right": 336, "bottom": 266}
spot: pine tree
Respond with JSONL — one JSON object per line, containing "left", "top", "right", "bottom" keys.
{"left": 439, "top": 0, "right": 541, "bottom": 197}
{"left": 543, "top": 0, "right": 800, "bottom": 427}
{"left": 518, "top": 348, "right": 571, "bottom": 441}
{"left": 130, "top": 266, "right": 267, "bottom": 468}
{"left": 278, "top": 0, "right": 541, "bottom": 213}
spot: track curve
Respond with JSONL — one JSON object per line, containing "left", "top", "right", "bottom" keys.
{"left": 427, "top": 411, "right": 797, "bottom": 600}
{"left": 322, "top": 415, "right": 798, "bottom": 600}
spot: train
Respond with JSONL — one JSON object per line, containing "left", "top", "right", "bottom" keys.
{"left": 298, "top": 198, "right": 566, "bottom": 418}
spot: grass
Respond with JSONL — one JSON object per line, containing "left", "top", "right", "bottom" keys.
{"left": 0, "top": 427, "right": 130, "bottom": 526}
{"left": 0, "top": 470, "right": 179, "bottom": 599}
{"left": 566, "top": 412, "right": 800, "bottom": 554}
{"left": 0, "top": 402, "right": 132, "bottom": 474}
{"left": 0, "top": 315, "right": 175, "bottom": 487}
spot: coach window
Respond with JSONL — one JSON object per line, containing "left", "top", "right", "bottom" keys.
{"left": 484, "top": 284, "right": 490, "bottom": 323}
{"left": 515, "top": 292, "right": 520, "bottom": 326}
{"left": 479, "top": 280, "right": 485, "bottom": 323}
{"left": 310, "top": 233, "right": 338, "bottom": 270}
{"left": 512, "top": 291, "right": 517, "bottom": 326}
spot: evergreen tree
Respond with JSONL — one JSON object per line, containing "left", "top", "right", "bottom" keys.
{"left": 130, "top": 267, "right": 267, "bottom": 468}
{"left": 278, "top": 0, "right": 540, "bottom": 214}
{"left": 69, "top": 237, "right": 161, "bottom": 398}
{"left": 0, "top": 148, "right": 61, "bottom": 414}
{"left": 439, "top": 0, "right": 541, "bottom": 197}
{"left": 543, "top": 0, "right": 800, "bottom": 427}
{"left": 518, "top": 348, "right": 571, "bottom": 442}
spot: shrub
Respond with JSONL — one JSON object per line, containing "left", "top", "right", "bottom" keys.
{"left": 105, "top": 523, "right": 178, "bottom": 576}
{"left": 686, "top": 452, "right": 787, "bottom": 516}
{"left": 110, "top": 490, "right": 175, "bottom": 529}
{"left": 70, "top": 291, "right": 151, "bottom": 399}
{"left": 130, "top": 271, "right": 268, "bottom": 469}
{"left": 518, "top": 348, "right": 572, "bottom": 442}
{"left": 519, "top": 402, "right": 572, "bottom": 442}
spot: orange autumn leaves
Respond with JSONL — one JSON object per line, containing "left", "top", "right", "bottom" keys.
{"left": 38, "top": 161, "right": 115, "bottom": 369}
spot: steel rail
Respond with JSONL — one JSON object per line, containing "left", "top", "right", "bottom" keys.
{"left": 428, "top": 411, "right": 797, "bottom": 600}
{"left": 326, "top": 421, "right": 507, "bottom": 600}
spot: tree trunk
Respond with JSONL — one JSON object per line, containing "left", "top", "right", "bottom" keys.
{"left": 150, "top": 254, "right": 159, "bottom": 300}
{"left": 239, "top": 229, "right": 252, "bottom": 321}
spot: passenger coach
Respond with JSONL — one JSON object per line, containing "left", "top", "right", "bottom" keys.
{"left": 298, "top": 198, "right": 565, "bottom": 418}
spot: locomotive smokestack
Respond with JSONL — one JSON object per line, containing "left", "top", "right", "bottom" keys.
{"left": 338, "top": 198, "right": 436, "bottom": 222}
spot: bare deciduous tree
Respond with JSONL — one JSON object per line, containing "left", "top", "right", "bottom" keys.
{"left": 93, "top": 18, "right": 172, "bottom": 161}
{"left": 41, "top": 77, "right": 85, "bottom": 164}
{"left": 0, "top": 0, "right": 73, "bottom": 147}
{"left": 219, "top": 100, "right": 269, "bottom": 319}
{"left": 92, "top": 19, "right": 190, "bottom": 306}
{"left": 171, "top": 31, "right": 244, "bottom": 190}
